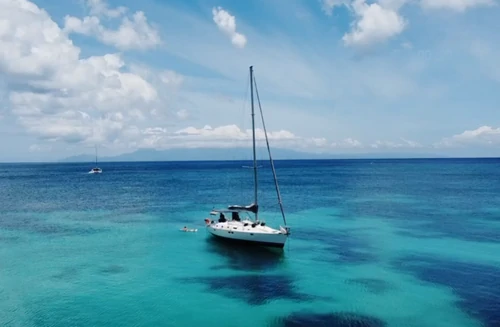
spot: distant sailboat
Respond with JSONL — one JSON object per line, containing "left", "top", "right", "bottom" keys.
{"left": 89, "top": 145, "right": 102, "bottom": 174}
{"left": 203, "top": 66, "right": 290, "bottom": 248}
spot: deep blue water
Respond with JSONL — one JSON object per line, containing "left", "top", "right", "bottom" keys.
{"left": 1, "top": 158, "right": 499, "bottom": 327}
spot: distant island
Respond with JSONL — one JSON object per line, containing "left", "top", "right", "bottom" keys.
{"left": 59, "top": 147, "right": 444, "bottom": 162}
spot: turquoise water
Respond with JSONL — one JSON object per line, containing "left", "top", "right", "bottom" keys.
{"left": 1, "top": 159, "right": 499, "bottom": 327}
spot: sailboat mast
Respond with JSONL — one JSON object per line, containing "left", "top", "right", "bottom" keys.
{"left": 250, "top": 66, "right": 258, "bottom": 220}
{"left": 95, "top": 145, "right": 98, "bottom": 166}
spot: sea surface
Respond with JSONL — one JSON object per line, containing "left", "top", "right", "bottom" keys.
{"left": 1, "top": 158, "right": 499, "bottom": 327}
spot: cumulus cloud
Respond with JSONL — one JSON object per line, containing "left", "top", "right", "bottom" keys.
{"left": 0, "top": 0, "right": 178, "bottom": 147}
{"left": 331, "top": 138, "right": 363, "bottom": 148}
{"left": 129, "top": 65, "right": 184, "bottom": 89}
{"left": 125, "top": 124, "right": 424, "bottom": 153}
{"left": 343, "top": 0, "right": 407, "bottom": 47}
{"left": 370, "top": 138, "right": 422, "bottom": 149}
{"left": 320, "top": 0, "right": 407, "bottom": 47}
{"left": 435, "top": 126, "right": 500, "bottom": 148}
{"left": 63, "top": 0, "right": 161, "bottom": 50}
{"left": 127, "top": 65, "right": 184, "bottom": 120}
{"left": 4, "top": 0, "right": 493, "bottom": 159}
{"left": 212, "top": 7, "right": 247, "bottom": 48}
{"left": 323, "top": 0, "right": 493, "bottom": 48}
{"left": 120, "top": 124, "right": 318, "bottom": 150}
{"left": 174, "top": 124, "right": 295, "bottom": 142}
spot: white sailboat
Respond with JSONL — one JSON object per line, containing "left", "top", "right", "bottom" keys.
{"left": 89, "top": 145, "right": 102, "bottom": 174}
{"left": 203, "top": 66, "right": 290, "bottom": 248}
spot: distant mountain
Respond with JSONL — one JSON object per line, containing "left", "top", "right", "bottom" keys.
{"left": 60, "top": 154, "right": 98, "bottom": 163}
{"left": 59, "top": 147, "right": 444, "bottom": 162}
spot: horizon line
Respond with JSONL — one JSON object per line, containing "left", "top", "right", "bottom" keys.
{"left": 1, "top": 156, "right": 500, "bottom": 164}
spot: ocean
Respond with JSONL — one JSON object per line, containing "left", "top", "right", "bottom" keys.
{"left": 1, "top": 158, "right": 499, "bottom": 327}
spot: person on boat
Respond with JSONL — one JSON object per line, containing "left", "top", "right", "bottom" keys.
{"left": 231, "top": 211, "right": 241, "bottom": 222}
{"left": 218, "top": 213, "right": 226, "bottom": 223}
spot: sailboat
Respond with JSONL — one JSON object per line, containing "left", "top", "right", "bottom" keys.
{"left": 89, "top": 145, "right": 102, "bottom": 174}
{"left": 203, "top": 66, "right": 290, "bottom": 248}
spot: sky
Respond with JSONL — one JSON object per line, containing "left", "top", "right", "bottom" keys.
{"left": 0, "top": 0, "right": 499, "bottom": 161}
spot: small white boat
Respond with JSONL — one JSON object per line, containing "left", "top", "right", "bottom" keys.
{"left": 88, "top": 145, "right": 102, "bottom": 174}
{"left": 203, "top": 66, "right": 290, "bottom": 249}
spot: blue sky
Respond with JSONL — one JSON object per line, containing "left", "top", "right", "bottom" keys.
{"left": 0, "top": 0, "right": 499, "bottom": 161}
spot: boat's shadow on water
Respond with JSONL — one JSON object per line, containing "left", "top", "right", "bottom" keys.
{"left": 206, "top": 237, "right": 286, "bottom": 272}
{"left": 182, "top": 237, "right": 313, "bottom": 306}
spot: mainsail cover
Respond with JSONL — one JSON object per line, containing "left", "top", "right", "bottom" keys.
{"left": 228, "top": 203, "right": 259, "bottom": 214}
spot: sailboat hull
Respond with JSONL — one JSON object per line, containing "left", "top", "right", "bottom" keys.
{"left": 206, "top": 221, "right": 288, "bottom": 248}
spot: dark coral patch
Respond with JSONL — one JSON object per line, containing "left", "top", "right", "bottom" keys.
{"left": 99, "top": 264, "right": 128, "bottom": 274}
{"left": 0, "top": 235, "right": 19, "bottom": 243}
{"left": 52, "top": 267, "right": 81, "bottom": 281}
{"left": 295, "top": 228, "right": 377, "bottom": 265}
{"left": 326, "top": 247, "right": 375, "bottom": 264}
{"left": 0, "top": 214, "right": 106, "bottom": 236}
{"left": 271, "top": 311, "right": 386, "bottom": 327}
{"left": 182, "top": 274, "right": 311, "bottom": 305}
{"left": 345, "top": 278, "right": 393, "bottom": 294}
{"left": 393, "top": 254, "right": 500, "bottom": 327}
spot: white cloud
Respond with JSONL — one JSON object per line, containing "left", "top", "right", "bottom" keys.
{"left": 124, "top": 124, "right": 315, "bottom": 150}
{"left": 86, "top": 0, "right": 127, "bottom": 18}
{"left": 174, "top": 124, "right": 295, "bottom": 141}
{"left": 331, "top": 138, "right": 363, "bottom": 148}
{"left": 0, "top": 0, "right": 177, "bottom": 147}
{"left": 63, "top": 1, "right": 161, "bottom": 50}
{"left": 212, "top": 7, "right": 247, "bottom": 48}
{"left": 321, "top": 0, "right": 493, "bottom": 47}
{"left": 126, "top": 124, "right": 425, "bottom": 153}
{"left": 420, "top": 0, "right": 495, "bottom": 11}
{"left": 2, "top": 0, "right": 497, "bottom": 160}
{"left": 370, "top": 138, "right": 422, "bottom": 149}
{"left": 436, "top": 126, "right": 500, "bottom": 148}
{"left": 320, "top": 0, "right": 408, "bottom": 47}
{"left": 155, "top": 2, "right": 439, "bottom": 110}
{"left": 127, "top": 65, "right": 184, "bottom": 120}
{"left": 400, "top": 137, "right": 423, "bottom": 148}
{"left": 129, "top": 65, "right": 184, "bottom": 89}
{"left": 343, "top": 0, "right": 407, "bottom": 47}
